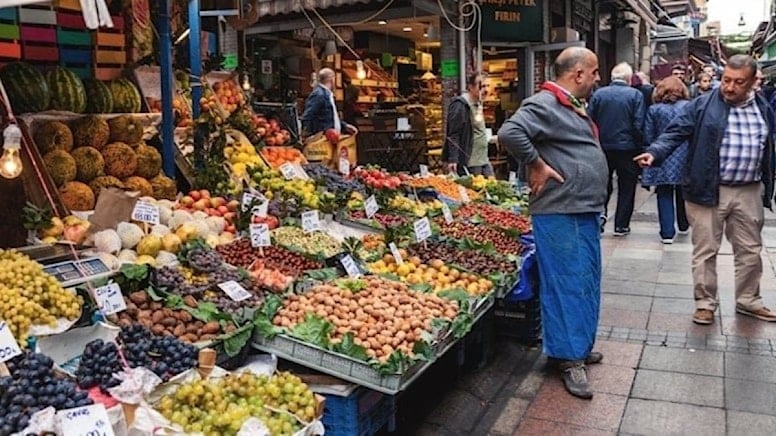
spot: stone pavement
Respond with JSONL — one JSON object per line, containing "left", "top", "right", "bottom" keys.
{"left": 400, "top": 188, "right": 776, "bottom": 435}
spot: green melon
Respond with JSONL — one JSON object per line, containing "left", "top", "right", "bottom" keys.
{"left": 46, "top": 67, "right": 87, "bottom": 113}
{"left": 0, "top": 62, "right": 50, "bottom": 113}
{"left": 108, "top": 78, "right": 142, "bottom": 113}
{"left": 83, "top": 79, "right": 114, "bottom": 114}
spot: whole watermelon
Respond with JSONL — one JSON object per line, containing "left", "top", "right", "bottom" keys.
{"left": 0, "top": 62, "right": 50, "bottom": 113}
{"left": 83, "top": 79, "right": 114, "bottom": 114}
{"left": 109, "top": 78, "right": 142, "bottom": 113}
{"left": 46, "top": 67, "right": 87, "bottom": 113}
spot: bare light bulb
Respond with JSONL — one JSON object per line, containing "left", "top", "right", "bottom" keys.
{"left": 242, "top": 74, "right": 251, "bottom": 91}
{"left": 356, "top": 60, "right": 366, "bottom": 80}
{"left": 0, "top": 124, "right": 22, "bottom": 179}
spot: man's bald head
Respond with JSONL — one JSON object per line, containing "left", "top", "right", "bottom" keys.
{"left": 552, "top": 47, "right": 600, "bottom": 99}
{"left": 318, "top": 68, "right": 335, "bottom": 89}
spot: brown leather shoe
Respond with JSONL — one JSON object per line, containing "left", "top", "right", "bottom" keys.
{"left": 693, "top": 309, "right": 714, "bottom": 325}
{"left": 736, "top": 306, "right": 776, "bottom": 322}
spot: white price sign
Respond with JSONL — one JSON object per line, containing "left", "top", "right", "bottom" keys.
{"left": 280, "top": 162, "right": 296, "bottom": 180}
{"left": 218, "top": 281, "right": 252, "bottom": 302}
{"left": 250, "top": 223, "right": 271, "bottom": 247}
{"left": 441, "top": 203, "right": 453, "bottom": 224}
{"left": 131, "top": 200, "right": 160, "bottom": 225}
{"left": 389, "top": 242, "right": 404, "bottom": 265}
{"left": 94, "top": 283, "right": 126, "bottom": 316}
{"left": 413, "top": 217, "right": 432, "bottom": 242}
{"left": 339, "top": 158, "right": 350, "bottom": 176}
{"left": 508, "top": 171, "right": 517, "bottom": 185}
{"left": 57, "top": 404, "right": 115, "bottom": 436}
{"left": 241, "top": 191, "right": 267, "bottom": 211}
{"left": 301, "top": 210, "right": 321, "bottom": 234}
{"left": 458, "top": 186, "right": 470, "bottom": 203}
{"left": 419, "top": 164, "right": 429, "bottom": 177}
{"left": 364, "top": 195, "right": 379, "bottom": 219}
{"left": 340, "top": 255, "right": 361, "bottom": 278}
{"left": 0, "top": 321, "right": 22, "bottom": 363}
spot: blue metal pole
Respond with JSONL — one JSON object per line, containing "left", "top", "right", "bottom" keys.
{"left": 159, "top": 0, "right": 175, "bottom": 178}
{"left": 189, "top": 0, "right": 202, "bottom": 119}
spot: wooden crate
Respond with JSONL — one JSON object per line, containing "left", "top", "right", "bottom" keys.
{"left": 0, "top": 7, "right": 20, "bottom": 61}
{"left": 56, "top": 4, "right": 91, "bottom": 78}
{"left": 18, "top": 5, "right": 58, "bottom": 63}
{"left": 93, "top": 14, "right": 125, "bottom": 80}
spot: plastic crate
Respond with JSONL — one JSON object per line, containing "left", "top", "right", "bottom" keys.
{"left": 322, "top": 387, "right": 396, "bottom": 436}
{"left": 494, "top": 294, "right": 542, "bottom": 345}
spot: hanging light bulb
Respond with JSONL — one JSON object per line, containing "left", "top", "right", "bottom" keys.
{"left": 242, "top": 73, "right": 251, "bottom": 91}
{"left": 0, "top": 123, "right": 23, "bottom": 179}
{"left": 356, "top": 60, "right": 367, "bottom": 80}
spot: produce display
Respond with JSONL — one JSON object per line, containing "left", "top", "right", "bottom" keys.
{"left": 247, "top": 166, "right": 320, "bottom": 210}
{"left": 367, "top": 255, "right": 494, "bottom": 296}
{"left": 216, "top": 239, "right": 323, "bottom": 276}
{"left": 0, "top": 62, "right": 51, "bottom": 113}
{"left": 405, "top": 175, "right": 480, "bottom": 202}
{"left": 387, "top": 195, "right": 444, "bottom": 217}
{"left": 271, "top": 226, "right": 342, "bottom": 258}
{"left": 352, "top": 166, "right": 402, "bottom": 190}
{"left": 261, "top": 147, "right": 306, "bottom": 168}
{"left": 156, "top": 372, "right": 317, "bottom": 436}
{"left": 436, "top": 220, "right": 523, "bottom": 255}
{"left": 109, "top": 78, "right": 143, "bottom": 113}
{"left": 455, "top": 203, "right": 532, "bottom": 234}
{"left": 347, "top": 210, "right": 409, "bottom": 229}
{"left": 304, "top": 163, "right": 366, "bottom": 198}
{"left": 0, "top": 250, "right": 82, "bottom": 344}
{"left": 200, "top": 79, "right": 246, "bottom": 116}
{"left": 46, "top": 67, "right": 87, "bottom": 113}
{"left": 0, "top": 353, "right": 93, "bottom": 436}
{"left": 407, "top": 240, "right": 518, "bottom": 276}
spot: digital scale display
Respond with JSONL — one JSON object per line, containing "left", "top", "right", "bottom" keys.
{"left": 43, "top": 258, "right": 112, "bottom": 287}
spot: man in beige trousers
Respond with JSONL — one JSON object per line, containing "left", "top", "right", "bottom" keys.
{"left": 635, "top": 55, "right": 776, "bottom": 325}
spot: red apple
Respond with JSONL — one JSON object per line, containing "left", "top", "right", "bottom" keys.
{"left": 189, "top": 190, "right": 201, "bottom": 201}
{"left": 200, "top": 189, "right": 211, "bottom": 199}
{"left": 217, "top": 205, "right": 229, "bottom": 214}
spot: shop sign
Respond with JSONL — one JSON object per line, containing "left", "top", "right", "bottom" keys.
{"left": 441, "top": 59, "right": 460, "bottom": 79}
{"left": 222, "top": 53, "right": 238, "bottom": 70}
{"left": 479, "top": 0, "right": 545, "bottom": 43}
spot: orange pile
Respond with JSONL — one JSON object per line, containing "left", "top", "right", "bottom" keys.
{"left": 261, "top": 147, "right": 307, "bottom": 168}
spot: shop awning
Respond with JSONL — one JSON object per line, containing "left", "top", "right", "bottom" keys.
{"left": 257, "top": 0, "right": 373, "bottom": 17}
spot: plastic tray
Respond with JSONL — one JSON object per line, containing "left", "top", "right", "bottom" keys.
{"left": 321, "top": 387, "right": 396, "bottom": 436}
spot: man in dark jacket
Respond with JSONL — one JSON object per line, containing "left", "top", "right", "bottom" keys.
{"left": 443, "top": 73, "right": 491, "bottom": 175}
{"left": 635, "top": 55, "right": 776, "bottom": 325}
{"left": 301, "top": 68, "right": 358, "bottom": 137}
{"left": 588, "top": 63, "right": 646, "bottom": 236}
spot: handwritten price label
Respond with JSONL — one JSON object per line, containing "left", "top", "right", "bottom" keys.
{"left": 241, "top": 191, "right": 267, "bottom": 212}
{"left": 414, "top": 217, "right": 432, "bottom": 243}
{"left": 339, "top": 158, "right": 350, "bottom": 176}
{"left": 419, "top": 164, "right": 429, "bottom": 177}
{"left": 301, "top": 210, "right": 321, "bottom": 234}
{"left": 131, "top": 200, "right": 160, "bottom": 225}
{"left": 94, "top": 283, "right": 126, "bottom": 316}
{"left": 57, "top": 404, "right": 115, "bottom": 436}
{"left": 280, "top": 162, "right": 296, "bottom": 180}
{"left": 508, "top": 171, "right": 517, "bottom": 185}
{"left": 340, "top": 255, "right": 361, "bottom": 278}
{"left": 0, "top": 321, "right": 22, "bottom": 363}
{"left": 458, "top": 186, "right": 470, "bottom": 203}
{"left": 364, "top": 195, "right": 379, "bottom": 219}
{"left": 218, "top": 281, "right": 252, "bottom": 302}
{"left": 250, "top": 223, "right": 271, "bottom": 247}
{"left": 441, "top": 203, "right": 453, "bottom": 224}
{"left": 389, "top": 242, "right": 404, "bottom": 265}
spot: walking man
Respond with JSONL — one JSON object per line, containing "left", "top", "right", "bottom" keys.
{"left": 498, "top": 47, "right": 607, "bottom": 399}
{"left": 301, "top": 68, "right": 358, "bottom": 137}
{"left": 635, "top": 55, "right": 776, "bottom": 324}
{"left": 588, "top": 63, "right": 646, "bottom": 235}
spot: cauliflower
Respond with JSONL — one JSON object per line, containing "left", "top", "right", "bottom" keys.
{"left": 117, "top": 222, "right": 144, "bottom": 249}
{"left": 205, "top": 216, "right": 226, "bottom": 234}
{"left": 157, "top": 199, "right": 175, "bottom": 209}
{"left": 150, "top": 224, "right": 171, "bottom": 237}
{"left": 168, "top": 210, "right": 193, "bottom": 230}
{"left": 158, "top": 205, "right": 173, "bottom": 226}
{"left": 155, "top": 250, "right": 178, "bottom": 267}
{"left": 190, "top": 220, "right": 213, "bottom": 239}
{"left": 117, "top": 249, "right": 137, "bottom": 263}
{"left": 97, "top": 253, "right": 121, "bottom": 271}
{"left": 93, "top": 229, "right": 122, "bottom": 254}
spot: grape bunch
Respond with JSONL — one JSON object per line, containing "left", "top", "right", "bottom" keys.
{"left": 304, "top": 163, "right": 366, "bottom": 196}
{"left": 157, "top": 371, "right": 318, "bottom": 436}
{"left": 187, "top": 248, "right": 224, "bottom": 273}
{"left": 0, "top": 352, "right": 92, "bottom": 436}
{"left": 152, "top": 266, "right": 207, "bottom": 295}
{"left": 75, "top": 339, "right": 123, "bottom": 392}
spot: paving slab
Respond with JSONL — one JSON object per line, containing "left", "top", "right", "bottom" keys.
{"left": 726, "top": 411, "right": 776, "bottom": 436}
{"left": 601, "top": 294, "right": 653, "bottom": 312}
{"left": 650, "top": 297, "right": 697, "bottom": 314}
{"left": 619, "top": 399, "right": 726, "bottom": 436}
{"left": 599, "top": 307, "right": 650, "bottom": 329}
{"left": 601, "top": 279, "right": 656, "bottom": 296}
{"left": 524, "top": 378, "right": 628, "bottom": 431}
{"left": 631, "top": 369, "right": 724, "bottom": 407}
{"left": 586, "top": 364, "right": 636, "bottom": 396}
{"left": 652, "top": 283, "right": 691, "bottom": 298}
{"left": 725, "top": 353, "right": 776, "bottom": 384}
{"left": 639, "top": 346, "right": 724, "bottom": 376}
{"left": 513, "top": 418, "right": 616, "bottom": 436}
{"left": 725, "top": 378, "right": 776, "bottom": 416}
{"left": 590, "top": 340, "right": 644, "bottom": 368}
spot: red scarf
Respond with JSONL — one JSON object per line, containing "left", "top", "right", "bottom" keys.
{"left": 540, "top": 81, "right": 600, "bottom": 140}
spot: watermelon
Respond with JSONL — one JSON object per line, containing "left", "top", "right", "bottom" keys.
{"left": 109, "top": 78, "right": 142, "bottom": 113}
{"left": 0, "top": 62, "right": 50, "bottom": 113}
{"left": 83, "top": 79, "right": 114, "bottom": 114}
{"left": 46, "top": 67, "right": 87, "bottom": 113}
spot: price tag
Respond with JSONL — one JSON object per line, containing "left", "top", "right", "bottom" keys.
{"left": 280, "top": 162, "right": 296, "bottom": 180}
{"left": 57, "top": 404, "right": 115, "bottom": 436}
{"left": 340, "top": 255, "right": 361, "bottom": 278}
{"left": 0, "top": 321, "right": 22, "bottom": 363}
{"left": 293, "top": 163, "right": 310, "bottom": 180}
{"left": 419, "top": 164, "right": 429, "bottom": 177}
{"left": 364, "top": 195, "right": 379, "bottom": 219}
{"left": 252, "top": 201, "right": 269, "bottom": 217}
{"left": 301, "top": 210, "right": 321, "bottom": 234}
{"left": 131, "top": 200, "right": 160, "bottom": 225}
{"left": 389, "top": 242, "right": 404, "bottom": 265}
{"left": 413, "top": 217, "right": 432, "bottom": 243}
{"left": 339, "top": 158, "right": 350, "bottom": 176}
{"left": 509, "top": 171, "right": 517, "bottom": 185}
{"left": 458, "top": 186, "right": 470, "bottom": 203}
{"left": 250, "top": 223, "right": 271, "bottom": 247}
{"left": 94, "top": 283, "right": 126, "bottom": 316}
{"left": 441, "top": 203, "right": 453, "bottom": 224}
{"left": 241, "top": 191, "right": 267, "bottom": 212}
{"left": 218, "top": 280, "right": 252, "bottom": 302}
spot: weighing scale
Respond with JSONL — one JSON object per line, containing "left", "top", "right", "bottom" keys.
{"left": 19, "top": 244, "right": 113, "bottom": 287}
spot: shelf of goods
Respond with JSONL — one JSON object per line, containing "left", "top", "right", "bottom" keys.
{"left": 482, "top": 59, "right": 520, "bottom": 126}
{"left": 343, "top": 59, "right": 403, "bottom": 105}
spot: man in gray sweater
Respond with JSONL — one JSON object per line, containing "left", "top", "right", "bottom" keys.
{"left": 498, "top": 47, "right": 608, "bottom": 399}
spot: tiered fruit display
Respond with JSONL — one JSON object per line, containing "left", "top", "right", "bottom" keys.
{"left": 46, "top": 66, "right": 87, "bottom": 113}
{"left": 216, "top": 239, "right": 323, "bottom": 290}
{"left": 407, "top": 240, "right": 518, "bottom": 276}
{"left": 256, "top": 117, "right": 291, "bottom": 147}
{"left": 271, "top": 227, "right": 342, "bottom": 258}
{"left": 108, "top": 78, "right": 143, "bottom": 113}
{"left": 304, "top": 163, "right": 366, "bottom": 198}
{"left": 0, "top": 250, "right": 83, "bottom": 344}
{"left": 156, "top": 372, "right": 318, "bottom": 435}
{"left": 147, "top": 96, "right": 193, "bottom": 127}
{"left": 405, "top": 175, "right": 480, "bottom": 202}
{"left": 0, "top": 353, "right": 93, "bottom": 435}
{"left": 367, "top": 255, "right": 494, "bottom": 296}
{"left": 387, "top": 195, "right": 444, "bottom": 217}
{"left": 223, "top": 130, "right": 267, "bottom": 180}
{"left": 348, "top": 210, "right": 409, "bottom": 229}
{"left": 261, "top": 147, "right": 306, "bottom": 168}
{"left": 178, "top": 190, "right": 239, "bottom": 231}
{"left": 248, "top": 166, "right": 320, "bottom": 209}
{"left": 352, "top": 166, "right": 402, "bottom": 190}
{"left": 455, "top": 203, "right": 532, "bottom": 234}
{"left": 272, "top": 276, "right": 460, "bottom": 363}
{"left": 200, "top": 79, "right": 245, "bottom": 116}
{"left": 436, "top": 220, "right": 523, "bottom": 255}
{"left": 0, "top": 62, "right": 51, "bottom": 113}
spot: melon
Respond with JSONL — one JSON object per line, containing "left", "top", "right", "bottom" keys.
{"left": 109, "top": 78, "right": 142, "bottom": 113}
{"left": 83, "top": 79, "right": 114, "bottom": 114}
{"left": 46, "top": 67, "right": 87, "bottom": 113}
{"left": 0, "top": 62, "right": 50, "bottom": 113}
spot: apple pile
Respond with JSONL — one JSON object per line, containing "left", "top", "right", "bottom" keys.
{"left": 177, "top": 189, "right": 239, "bottom": 234}
{"left": 252, "top": 115, "right": 291, "bottom": 147}
{"left": 353, "top": 167, "right": 402, "bottom": 190}
{"left": 200, "top": 80, "right": 245, "bottom": 116}
{"left": 147, "top": 97, "right": 192, "bottom": 127}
